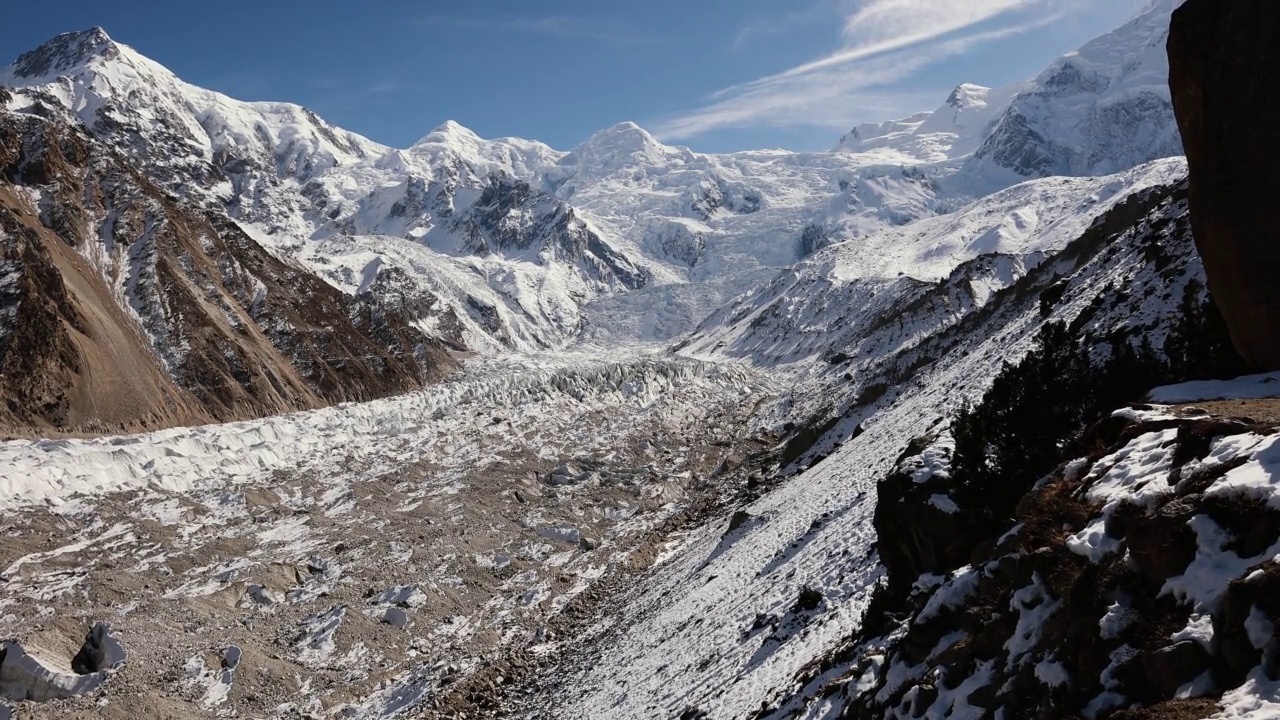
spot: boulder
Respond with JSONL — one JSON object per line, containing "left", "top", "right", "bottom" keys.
{"left": 1168, "top": 1, "right": 1280, "bottom": 369}
{"left": 1141, "top": 641, "right": 1209, "bottom": 699}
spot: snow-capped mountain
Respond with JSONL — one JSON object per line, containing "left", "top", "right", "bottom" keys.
{"left": 12, "top": 3, "right": 1280, "bottom": 719}
{"left": 678, "top": 1, "right": 1186, "bottom": 381}
{"left": 972, "top": 0, "right": 1184, "bottom": 178}
{"left": 1, "top": 0, "right": 1185, "bottom": 370}
{"left": 836, "top": 0, "right": 1182, "bottom": 180}
{"left": 0, "top": 0, "right": 1185, "bottom": 434}
{"left": 835, "top": 83, "right": 1022, "bottom": 163}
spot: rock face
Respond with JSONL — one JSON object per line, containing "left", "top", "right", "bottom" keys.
{"left": 1168, "top": 0, "right": 1280, "bottom": 370}
{"left": 0, "top": 90, "right": 455, "bottom": 434}
{"left": 971, "top": 0, "right": 1182, "bottom": 177}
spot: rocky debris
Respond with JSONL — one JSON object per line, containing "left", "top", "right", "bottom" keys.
{"left": 1168, "top": 0, "right": 1280, "bottom": 370}
{"left": 0, "top": 352, "right": 772, "bottom": 718}
{"left": 840, "top": 409, "right": 1280, "bottom": 718}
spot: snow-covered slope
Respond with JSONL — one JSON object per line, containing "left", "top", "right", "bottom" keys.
{"left": 834, "top": 0, "right": 1182, "bottom": 181}
{"left": 835, "top": 83, "right": 1022, "bottom": 164}
{"left": 545, "top": 180, "right": 1210, "bottom": 720}
{"left": 679, "top": 158, "right": 1186, "bottom": 369}
{"left": 3, "top": 5, "right": 1252, "bottom": 718}
{"left": 971, "top": 0, "right": 1184, "bottom": 178}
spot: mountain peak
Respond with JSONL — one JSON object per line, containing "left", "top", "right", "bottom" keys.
{"left": 416, "top": 119, "right": 482, "bottom": 147}
{"left": 573, "top": 121, "right": 665, "bottom": 157}
{"left": 945, "top": 83, "right": 993, "bottom": 109}
{"left": 595, "top": 121, "right": 653, "bottom": 140}
{"left": 8, "top": 27, "right": 121, "bottom": 80}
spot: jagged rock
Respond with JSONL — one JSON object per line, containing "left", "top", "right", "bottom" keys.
{"left": 1168, "top": 0, "right": 1280, "bottom": 369}
{"left": 0, "top": 104, "right": 454, "bottom": 434}
{"left": 849, "top": 403, "right": 1280, "bottom": 719}
{"left": 658, "top": 222, "right": 706, "bottom": 268}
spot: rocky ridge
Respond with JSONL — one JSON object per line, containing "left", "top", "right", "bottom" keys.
{"left": 0, "top": 91, "right": 454, "bottom": 434}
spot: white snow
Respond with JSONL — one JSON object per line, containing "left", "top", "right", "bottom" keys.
{"left": 0, "top": 6, "right": 1231, "bottom": 720}
{"left": 1208, "top": 670, "right": 1280, "bottom": 720}
{"left": 1149, "top": 372, "right": 1280, "bottom": 404}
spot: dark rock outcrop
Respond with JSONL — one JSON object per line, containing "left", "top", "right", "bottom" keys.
{"left": 1168, "top": 0, "right": 1280, "bottom": 369}
{"left": 872, "top": 432, "right": 976, "bottom": 598}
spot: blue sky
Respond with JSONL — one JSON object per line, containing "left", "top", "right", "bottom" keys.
{"left": 1, "top": 0, "right": 1145, "bottom": 153}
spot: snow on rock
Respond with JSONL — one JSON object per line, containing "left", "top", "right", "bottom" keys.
{"left": 971, "top": 0, "right": 1184, "bottom": 178}
{"left": 0, "top": 8, "right": 1231, "bottom": 720}
{"left": 294, "top": 605, "right": 346, "bottom": 667}
{"left": 1150, "top": 372, "right": 1280, "bottom": 404}
{"left": 0, "top": 345, "right": 773, "bottom": 717}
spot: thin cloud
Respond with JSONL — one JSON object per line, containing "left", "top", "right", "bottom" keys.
{"left": 734, "top": 0, "right": 1036, "bottom": 91}
{"left": 418, "top": 13, "right": 663, "bottom": 46}
{"left": 653, "top": 14, "right": 1063, "bottom": 142}
{"left": 732, "top": 1, "right": 848, "bottom": 49}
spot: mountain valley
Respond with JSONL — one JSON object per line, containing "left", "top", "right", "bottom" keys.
{"left": 4, "top": 1, "right": 1280, "bottom": 718}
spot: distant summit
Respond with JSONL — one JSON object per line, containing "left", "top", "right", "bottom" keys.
{"left": 8, "top": 27, "right": 119, "bottom": 80}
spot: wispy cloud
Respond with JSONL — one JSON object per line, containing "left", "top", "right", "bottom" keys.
{"left": 419, "top": 13, "right": 662, "bottom": 46}
{"left": 732, "top": 0, "right": 847, "bottom": 49}
{"left": 656, "top": 0, "right": 1089, "bottom": 141}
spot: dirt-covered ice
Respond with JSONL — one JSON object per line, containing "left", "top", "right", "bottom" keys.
{"left": 0, "top": 349, "right": 775, "bottom": 718}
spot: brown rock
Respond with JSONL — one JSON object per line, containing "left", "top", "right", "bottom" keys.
{"left": 1141, "top": 640, "right": 1209, "bottom": 699}
{"left": 1168, "top": 1, "right": 1280, "bottom": 369}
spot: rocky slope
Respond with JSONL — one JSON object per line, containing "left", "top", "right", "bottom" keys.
{"left": 840, "top": 392, "right": 1280, "bottom": 719}
{"left": 1169, "top": 0, "right": 1280, "bottom": 371}
{"left": 524, "top": 153, "right": 1225, "bottom": 714}
{"left": 0, "top": 87, "right": 454, "bottom": 434}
